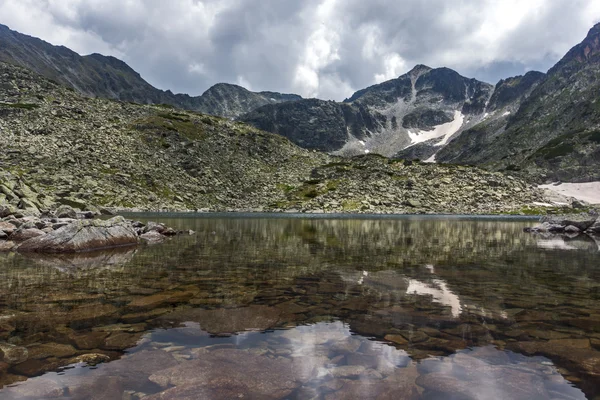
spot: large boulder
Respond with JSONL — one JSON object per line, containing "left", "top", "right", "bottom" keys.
{"left": 540, "top": 213, "right": 598, "bottom": 231}
{"left": 9, "top": 228, "right": 45, "bottom": 242}
{"left": 0, "top": 204, "right": 17, "bottom": 218}
{"left": 587, "top": 219, "right": 600, "bottom": 234}
{"left": 55, "top": 205, "right": 77, "bottom": 219}
{"left": 16, "top": 216, "right": 138, "bottom": 253}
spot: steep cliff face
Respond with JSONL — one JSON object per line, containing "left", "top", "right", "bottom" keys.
{"left": 0, "top": 24, "right": 300, "bottom": 118}
{"left": 437, "top": 23, "right": 600, "bottom": 182}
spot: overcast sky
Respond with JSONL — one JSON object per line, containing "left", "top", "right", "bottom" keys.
{"left": 1, "top": 0, "right": 599, "bottom": 100}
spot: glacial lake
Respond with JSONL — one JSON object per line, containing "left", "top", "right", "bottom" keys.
{"left": 0, "top": 214, "right": 599, "bottom": 399}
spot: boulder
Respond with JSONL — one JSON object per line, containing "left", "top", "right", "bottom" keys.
{"left": 55, "top": 205, "right": 77, "bottom": 219}
{"left": 0, "top": 221, "right": 16, "bottom": 235}
{"left": 0, "top": 204, "right": 17, "bottom": 218}
{"left": 16, "top": 216, "right": 138, "bottom": 253}
{"left": 540, "top": 213, "right": 598, "bottom": 231}
{"left": 587, "top": 219, "right": 600, "bottom": 234}
{"left": 564, "top": 225, "right": 580, "bottom": 233}
{"left": 9, "top": 228, "right": 46, "bottom": 242}
{"left": 140, "top": 230, "right": 165, "bottom": 244}
{"left": 0, "top": 241, "right": 16, "bottom": 251}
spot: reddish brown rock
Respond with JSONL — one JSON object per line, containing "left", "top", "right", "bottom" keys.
{"left": 127, "top": 290, "right": 195, "bottom": 310}
{"left": 148, "top": 348, "right": 299, "bottom": 399}
{"left": 70, "top": 331, "right": 109, "bottom": 350}
{"left": 9, "top": 228, "right": 45, "bottom": 242}
{"left": 157, "top": 305, "right": 281, "bottom": 335}
{"left": 26, "top": 343, "right": 77, "bottom": 359}
{"left": 0, "top": 240, "right": 15, "bottom": 251}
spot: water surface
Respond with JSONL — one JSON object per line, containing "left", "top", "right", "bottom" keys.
{"left": 0, "top": 215, "right": 598, "bottom": 399}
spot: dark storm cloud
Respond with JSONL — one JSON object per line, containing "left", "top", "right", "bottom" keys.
{"left": 1, "top": 0, "right": 599, "bottom": 100}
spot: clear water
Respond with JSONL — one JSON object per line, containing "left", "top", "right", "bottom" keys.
{"left": 0, "top": 215, "right": 598, "bottom": 399}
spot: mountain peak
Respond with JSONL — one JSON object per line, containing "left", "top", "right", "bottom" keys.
{"left": 549, "top": 22, "right": 600, "bottom": 75}
{"left": 408, "top": 64, "right": 432, "bottom": 76}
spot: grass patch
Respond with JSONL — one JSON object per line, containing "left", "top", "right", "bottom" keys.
{"left": 276, "top": 183, "right": 295, "bottom": 193}
{"left": 585, "top": 130, "right": 600, "bottom": 144}
{"left": 541, "top": 143, "right": 574, "bottom": 159}
{"left": 341, "top": 200, "right": 360, "bottom": 211}
{"left": 1, "top": 103, "right": 40, "bottom": 110}
{"left": 157, "top": 112, "right": 190, "bottom": 122}
{"left": 133, "top": 114, "right": 205, "bottom": 141}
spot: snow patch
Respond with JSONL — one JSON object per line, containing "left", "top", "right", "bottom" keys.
{"left": 364, "top": 149, "right": 370, "bottom": 154}
{"left": 502, "top": 111, "right": 511, "bottom": 116}
{"left": 406, "top": 111, "right": 465, "bottom": 147}
{"left": 424, "top": 153, "right": 437, "bottom": 163}
{"left": 539, "top": 181, "right": 600, "bottom": 204}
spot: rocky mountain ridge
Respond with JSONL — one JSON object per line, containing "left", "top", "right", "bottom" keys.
{"left": 0, "top": 24, "right": 300, "bottom": 118}
{"left": 241, "top": 65, "right": 502, "bottom": 159}
{"left": 0, "top": 62, "right": 548, "bottom": 215}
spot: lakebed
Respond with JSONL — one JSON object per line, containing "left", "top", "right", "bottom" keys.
{"left": 0, "top": 214, "right": 598, "bottom": 399}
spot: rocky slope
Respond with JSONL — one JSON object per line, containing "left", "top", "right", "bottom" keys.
{"left": 0, "top": 62, "right": 548, "bottom": 214}
{"left": 437, "top": 23, "right": 600, "bottom": 182}
{"left": 0, "top": 24, "right": 300, "bottom": 118}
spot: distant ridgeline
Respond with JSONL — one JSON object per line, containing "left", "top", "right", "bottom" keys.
{"left": 1, "top": 22, "right": 600, "bottom": 182}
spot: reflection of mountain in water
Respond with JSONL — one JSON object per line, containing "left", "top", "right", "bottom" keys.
{"left": 0, "top": 216, "right": 598, "bottom": 396}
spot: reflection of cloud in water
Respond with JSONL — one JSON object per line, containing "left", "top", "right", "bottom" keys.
{"left": 537, "top": 238, "right": 578, "bottom": 251}
{"left": 406, "top": 278, "right": 462, "bottom": 317}
{"left": 279, "top": 322, "right": 410, "bottom": 378}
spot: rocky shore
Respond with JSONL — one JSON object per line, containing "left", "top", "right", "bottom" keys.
{"left": 525, "top": 212, "right": 600, "bottom": 236}
{"left": 0, "top": 205, "right": 190, "bottom": 253}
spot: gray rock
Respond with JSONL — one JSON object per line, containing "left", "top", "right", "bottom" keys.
{"left": 17, "top": 216, "right": 138, "bottom": 253}
{"left": 404, "top": 199, "right": 422, "bottom": 208}
{"left": 55, "top": 205, "right": 77, "bottom": 219}
{"left": 540, "top": 214, "right": 598, "bottom": 231}
{"left": 139, "top": 231, "right": 165, "bottom": 244}
{"left": 564, "top": 225, "right": 580, "bottom": 233}
{"left": 586, "top": 219, "right": 600, "bottom": 234}
{"left": 0, "top": 204, "right": 17, "bottom": 218}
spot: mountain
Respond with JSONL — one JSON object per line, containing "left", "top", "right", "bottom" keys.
{"left": 241, "top": 65, "right": 496, "bottom": 157}
{"left": 196, "top": 83, "right": 301, "bottom": 119}
{"left": 0, "top": 24, "right": 300, "bottom": 118}
{"left": 0, "top": 61, "right": 543, "bottom": 214}
{"left": 437, "top": 23, "right": 600, "bottom": 182}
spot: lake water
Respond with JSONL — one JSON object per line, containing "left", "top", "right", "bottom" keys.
{"left": 0, "top": 214, "right": 599, "bottom": 399}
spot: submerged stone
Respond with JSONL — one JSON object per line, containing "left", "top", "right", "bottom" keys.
{"left": 148, "top": 348, "right": 299, "bottom": 399}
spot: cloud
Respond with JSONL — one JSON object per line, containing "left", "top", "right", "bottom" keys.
{"left": 1, "top": 0, "right": 599, "bottom": 100}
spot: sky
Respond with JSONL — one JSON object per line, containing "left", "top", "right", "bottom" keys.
{"left": 1, "top": 0, "right": 599, "bottom": 101}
